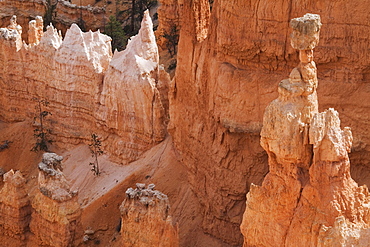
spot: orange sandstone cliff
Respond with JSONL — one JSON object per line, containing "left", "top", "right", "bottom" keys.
{"left": 167, "top": 0, "right": 370, "bottom": 245}
{"left": 241, "top": 13, "right": 370, "bottom": 246}
{"left": 0, "top": 0, "right": 106, "bottom": 41}
{"left": 0, "top": 11, "right": 168, "bottom": 164}
{"left": 0, "top": 153, "right": 82, "bottom": 247}
{"left": 29, "top": 153, "right": 82, "bottom": 247}
{"left": 0, "top": 0, "right": 370, "bottom": 246}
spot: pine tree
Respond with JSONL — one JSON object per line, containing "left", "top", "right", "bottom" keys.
{"left": 31, "top": 98, "right": 53, "bottom": 152}
{"left": 104, "top": 15, "right": 127, "bottom": 51}
{"left": 89, "top": 134, "right": 103, "bottom": 176}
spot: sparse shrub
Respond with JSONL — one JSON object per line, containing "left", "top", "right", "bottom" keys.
{"left": 44, "top": 0, "right": 58, "bottom": 29}
{"left": 31, "top": 98, "right": 53, "bottom": 152}
{"left": 0, "top": 140, "right": 12, "bottom": 151}
{"left": 88, "top": 134, "right": 103, "bottom": 176}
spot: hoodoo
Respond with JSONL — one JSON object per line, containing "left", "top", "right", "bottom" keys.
{"left": 120, "top": 183, "right": 179, "bottom": 247}
{"left": 0, "top": 170, "right": 31, "bottom": 247}
{"left": 241, "top": 13, "right": 370, "bottom": 247}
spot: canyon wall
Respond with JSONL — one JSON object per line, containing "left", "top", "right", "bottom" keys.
{"left": 0, "top": 0, "right": 370, "bottom": 246}
{"left": 0, "top": 0, "right": 106, "bottom": 42}
{"left": 167, "top": 0, "right": 370, "bottom": 245}
{"left": 0, "top": 11, "right": 168, "bottom": 163}
{"left": 156, "top": 0, "right": 179, "bottom": 51}
{"left": 98, "top": 11, "right": 166, "bottom": 160}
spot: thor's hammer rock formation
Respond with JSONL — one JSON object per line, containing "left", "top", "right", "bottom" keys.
{"left": 241, "top": 13, "right": 370, "bottom": 247}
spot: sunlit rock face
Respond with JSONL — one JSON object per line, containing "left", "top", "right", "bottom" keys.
{"left": 0, "top": 170, "right": 31, "bottom": 247}
{"left": 0, "top": 12, "right": 168, "bottom": 164}
{"left": 119, "top": 183, "right": 179, "bottom": 247}
{"left": 0, "top": 154, "right": 82, "bottom": 247}
{"left": 29, "top": 153, "right": 82, "bottom": 247}
{"left": 241, "top": 14, "right": 370, "bottom": 247}
{"left": 164, "top": 0, "right": 370, "bottom": 245}
{"left": 0, "top": 0, "right": 106, "bottom": 41}
{"left": 98, "top": 10, "right": 167, "bottom": 162}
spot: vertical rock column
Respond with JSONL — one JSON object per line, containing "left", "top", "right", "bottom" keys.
{"left": 29, "top": 153, "right": 81, "bottom": 247}
{"left": 241, "top": 13, "right": 370, "bottom": 247}
{"left": 98, "top": 10, "right": 168, "bottom": 163}
{"left": 119, "top": 183, "right": 179, "bottom": 247}
{"left": 240, "top": 14, "right": 322, "bottom": 247}
{"left": 0, "top": 170, "right": 31, "bottom": 247}
{"left": 284, "top": 109, "right": 370, "bottom": 246}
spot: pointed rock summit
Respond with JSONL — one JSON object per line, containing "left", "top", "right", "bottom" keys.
{"left": 98, "top": 10, "right": 167, "bottom": 163}
{"left": 241, "top": 13, "right": 370, "bottom": 246}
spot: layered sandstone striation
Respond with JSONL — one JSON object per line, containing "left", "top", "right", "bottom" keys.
{"left": 98, "top": 10, "right": 167, "bottom": 160}
{"left": 0, "top": 153, "right": 83, "bottom": 247}
{"left": 29, "top": 153, "right": 82, "bottom": 247}
{"left": 0, "top": 12, "right": 168, "bottom": 163}
{"left": 120, "top": 183, "right": 179, "bottom": 247}
{"left": 166, "top": 0, "right": 370, "bottom": 245}
{"left": 0, "top": 0, "right": 106, "bottom": 42}
{"left": 0, "top": 170, "right": 31, "bottom": 247}
{"left": 156, "top": 0, "right": 179, "bottom": 51}
{"left": 241, "top": 14, "right": 370, "bottom": 247}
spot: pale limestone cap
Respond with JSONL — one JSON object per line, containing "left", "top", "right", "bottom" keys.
{"left": 290, "top": 13, "right": 322, "bottom": 50}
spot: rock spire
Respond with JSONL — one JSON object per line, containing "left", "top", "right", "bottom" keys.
{"left": 119, "top": 183, "right": 179, "bottom": 247}
{"left": 241, "top": 13, "right": 370, "bottom": 246}
{"left": 29, "top": 153, "right": 82, "bottom": 247}
{"left": 0, "top": 170, "right": 31, "bottom": 247}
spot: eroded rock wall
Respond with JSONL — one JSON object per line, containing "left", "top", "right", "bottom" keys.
{"left": 156, "top": 0, "right": 179, "bottom": 51}
{"left": 0, "top": 154, "right": 83, "bottom": 247}
{"left": 0, "top": 170, "right": 31, "bottom": 247}
{"left": 0, "top": 0, "right": 106, "bottom": 42}
{"left": 98, "top": 11, "right": 166, "bottom": 160}
{"left": 28, "top": 153, "right": 82, "bottom": 247}
{"left": 166, "top": 0, "right": 370, "bottom": 245}
{"left": 0, "top": 12, "right": 167, "bottom": 163}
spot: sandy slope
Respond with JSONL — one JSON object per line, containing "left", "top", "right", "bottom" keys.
{"left": 0, "top": 120, "right": 231, "bottom": 246}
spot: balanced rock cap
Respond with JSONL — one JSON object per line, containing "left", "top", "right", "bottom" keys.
{"left": 290, "top": 13, "right": 322, "bottom": 50}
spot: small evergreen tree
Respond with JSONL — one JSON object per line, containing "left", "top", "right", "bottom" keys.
{"left": 162, "top": 23, "right": 179, "bottom": 57}
{"left": 31, "top": 98, "right": 52, "bottom": 152}
{"left": 117, "top": 0, "right": 158, "bottom": 37}
{"left": 104, "top": 15, "right": 127, "bottom": 51}
{"left": 44, "top": 0, "right": 58, "bottom": 29}
{"left": 89, "top": 134, "right": 103, "bottom": 176}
